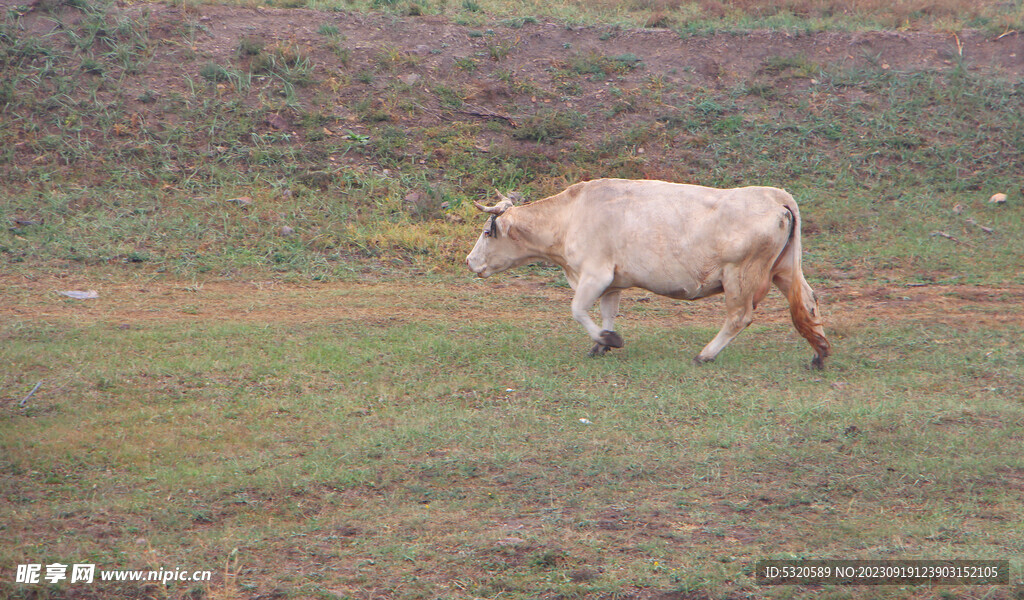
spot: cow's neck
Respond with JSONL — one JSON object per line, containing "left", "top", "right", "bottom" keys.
{"left": 509, "top": 192, "right": 575, "bottom": 267}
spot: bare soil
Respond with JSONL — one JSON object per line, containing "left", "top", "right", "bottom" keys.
{"left": 127, "top": 5, "right": 1024, "bottom": 91}
{"left": 3, "top": 274, "right": 1022, "bottom": 333}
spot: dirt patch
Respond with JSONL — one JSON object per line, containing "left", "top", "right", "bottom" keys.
{"left": 117, "top": 6, "right": 1024, "bottom": 87}
{"left": 2, "top": 274, "right": 1022, "bottom": 331}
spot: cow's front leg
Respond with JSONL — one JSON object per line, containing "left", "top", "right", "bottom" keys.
{"left": 600, "top": 290, "right": 621, "bottom": 332}
{"left": 572, "top": 275, "right": 623, "bottom": 356}
{"left": 589, "top": 291, "right": 623, "bottom": 356}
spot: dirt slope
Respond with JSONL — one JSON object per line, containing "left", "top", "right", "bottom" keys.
{"left": 6, "top": 1, "right": 1023, "bottom": 167}
{"left": 131, "top": 5, "right": 1024, "bottom": 84}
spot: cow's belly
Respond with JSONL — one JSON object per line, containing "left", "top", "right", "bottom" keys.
{"left": 663, "top": 281, "right": 725, "bottom": 300}
{"left": 612, "top": 266, "right": 723, "bottom": 301}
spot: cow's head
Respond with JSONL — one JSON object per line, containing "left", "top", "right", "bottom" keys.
{"left": 466, "top": 191, "right": 526, "bottom": 277}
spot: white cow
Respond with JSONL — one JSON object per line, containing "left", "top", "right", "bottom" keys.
{"left": 466, "top": 178, "right": 831, "bottom": 367}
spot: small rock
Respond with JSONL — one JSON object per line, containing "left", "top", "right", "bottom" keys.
{"left": 988, "top": 193, "right": 1007, "bottom": 204}
{"left": 59, "top": 290, "right": 99, "bottom": 300}
{"left": 279, "top": 226, "right": 295, "bottom": 236}
{"left": 226, "top": 197, "right": 252, "bottom": 206}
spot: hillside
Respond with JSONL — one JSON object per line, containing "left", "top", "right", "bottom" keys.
{"left": 1, "top": 0, "right": 1022, "bottom": 282}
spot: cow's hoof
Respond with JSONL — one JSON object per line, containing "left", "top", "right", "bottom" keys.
{"left": 693, "top": 355, "right": 714, "bottom": 366}
{"left": 810, "top": 354, "right": 825, "bottom": 370}
{"left": 599, "top": 330, "right": 624, "bottom": 348}
{"left": 589, "top": 344, "right": 610, "bottom": 357}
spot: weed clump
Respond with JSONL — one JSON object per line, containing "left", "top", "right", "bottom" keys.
{"left": 237, "top": 36, "right": 265, "bottom": 56}
{"left": 565, "top": 51, "right": 643, "bottom": 79}
{"left": 199, "top": 61, "right": 231, "bottom": 82}
{"left": 761, "top": 53, "right": 819, "bottom": 78}
{"left": 513, "top": 109, "right": 586, "bottom": 143}
{"left": 252, "top": 42, "right": 315, "bottom": 86}
{"left": 317, "top": 24, "right": 339, "bottom": 37}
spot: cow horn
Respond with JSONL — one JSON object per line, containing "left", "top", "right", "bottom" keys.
{"left": 473, "top": 193, "right": 515, "bottom": 216}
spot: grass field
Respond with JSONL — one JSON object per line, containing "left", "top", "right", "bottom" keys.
{"left": 2, "top": 0, "right": 1024, "bottom": 597}
{"left": 2, "top": 278, "right": 1023, "bottom": 599}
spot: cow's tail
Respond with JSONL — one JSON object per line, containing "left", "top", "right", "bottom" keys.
{"left": 773, "top": 193, "right": 831, "bottom": 366}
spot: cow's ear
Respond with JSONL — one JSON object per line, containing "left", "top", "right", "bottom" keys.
{"left": 496, "top": 216, "right": 513, "bottom": 238}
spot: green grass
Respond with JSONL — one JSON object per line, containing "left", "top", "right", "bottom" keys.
{"left": 1, "top": 284, "right": 1023, "bottom": 598}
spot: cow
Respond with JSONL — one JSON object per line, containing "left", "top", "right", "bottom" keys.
{"left": 465, "top": 178, "right": 831, "bottom": 368}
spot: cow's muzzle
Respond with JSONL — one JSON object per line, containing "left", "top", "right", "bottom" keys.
{"left": 466, "top": 257, "right": 489, "bottom": 277}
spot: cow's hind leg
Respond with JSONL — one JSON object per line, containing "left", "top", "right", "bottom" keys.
{"left": 590, "top": 291, "right": 622, "bottom": 357}
{"left": 571, "top": 273, "right": 624, "bottom": 356}
{"left": 773, "top": 271, "right": 830, "bottom": 369}
{"left": 694, "top": 267, "right": 756, "bottom": 364}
